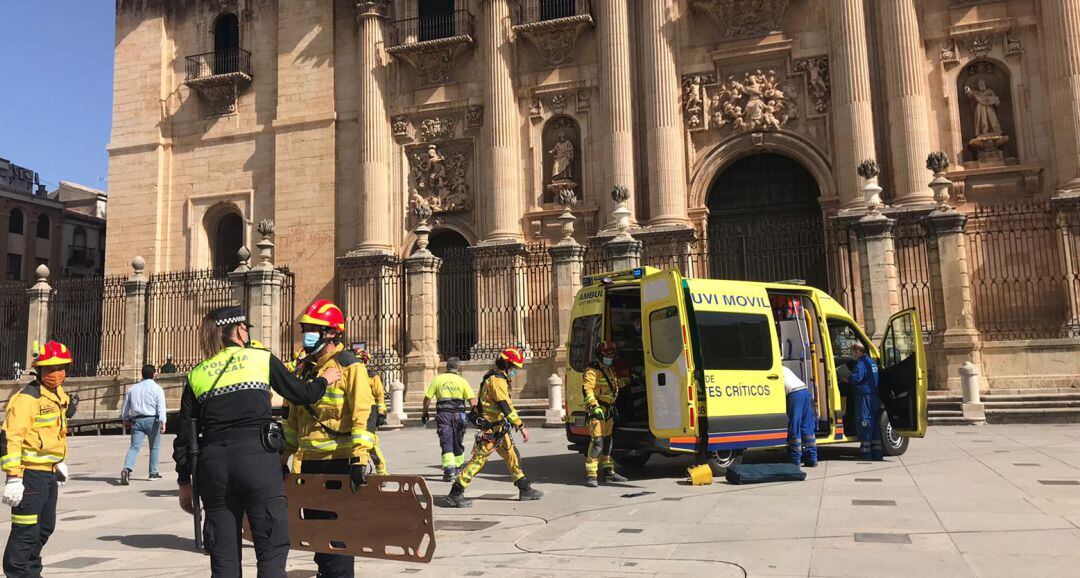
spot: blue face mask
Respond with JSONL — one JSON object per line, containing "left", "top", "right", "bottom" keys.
{"left": 507, "top": 368, "right": 519, "bottom": 379}
{"left": 302, "top": 332, "right": 322, "bottom": 351}
{"left": 602, "top": 357, "right": 614, "bottom": 366}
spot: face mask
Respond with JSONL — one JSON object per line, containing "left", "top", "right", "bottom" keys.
{"left": 41, "top": 370, "right": 66, "bottom": 389}
{"left": 602, "top": 357, "right": 614, "bottom": 366}
{"left": 507, "top": 368, "right": 519, "bottom": 379}
{"left": 302, "top": 332, "right": 323, "bottom": 352}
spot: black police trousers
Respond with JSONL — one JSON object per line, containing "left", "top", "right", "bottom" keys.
{"left": 3, "top": 469, "right": 58, "bottom": 578}
{"left": 198, "top": 435, "right": 290, "bottom": 577}
{"left": 299, "top": 458, "right": 355, "bottom": 578}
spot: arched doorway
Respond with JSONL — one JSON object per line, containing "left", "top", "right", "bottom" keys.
{"left": 213, "top": 13, "right": 240, "bottom": 74}
{"left": 706, "top": 153, "right": 828, "bottom": 289}
{"left": 427, "top": 230, "right": 477, "bottom": 360}
{"left": 211, "top": 212, "right": 244, "bottom": 272}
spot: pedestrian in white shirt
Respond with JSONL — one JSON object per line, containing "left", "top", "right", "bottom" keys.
{"left": 783, "top": 365, "right": 818, "bottom": 468}
{"left": 119, "top": 365, "right": 167, "bottom": 484}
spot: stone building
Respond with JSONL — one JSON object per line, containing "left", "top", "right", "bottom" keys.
{"left": 107, "top": 0, "right": 1080, "bottom": 393}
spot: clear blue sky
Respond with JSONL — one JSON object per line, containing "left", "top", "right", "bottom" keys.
{"left": 0, "top": 1, "right": 115, "bottom": 192}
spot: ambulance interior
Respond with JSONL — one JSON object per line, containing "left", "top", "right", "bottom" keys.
{"left": 769, "top": 292, "right": 834, "bottom": 437}
{"left": 605, "top": 287, "right": 650, "bottom": 435}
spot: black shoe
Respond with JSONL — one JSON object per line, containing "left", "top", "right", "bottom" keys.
{"left": 149, "top": 473, "right": 162, "bottom": 480}
{"left": 585, "top": 476, "right": 598, "bottom": 488}
{"left": 445, "top": 482, "right": 472, "bottom": 508}
{"left": 515, "top": 477, "right": 543, "bottom": 501}
{"left": 442, "top": 468, "right": 455, "bottom": 483}
{"left": 120, "top": 468, "right": 131, "bottom": 486}
{"left": 602, "top": 470, "right": 628, "bottom": 483}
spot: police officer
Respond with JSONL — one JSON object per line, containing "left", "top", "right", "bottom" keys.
{"left": 2, "top": 340, "right": 78, "bottom": 577}
{"left": 174, "top": 306, "right": 334, "bottom": 577}
{"left": 848, "top": 342, "right": 883, "bottom": 461}
{"left": 582, "top": 340, "right": 628, "bottom": 487}
{"left": 282, "top": 299, "right": 377, "bottom": 578}
{"left": 420, "top": 357, "right": 477, "bottom": 482}
{"left": 445, "top": 347, "right": 542, "bottom": 508}
{"left": 782, "top": 365, "right": 818, "bottom": 467}
{"left": 355, "top": 347, "right": 390, "bottom": 476}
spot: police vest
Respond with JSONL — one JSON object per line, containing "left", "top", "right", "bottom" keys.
{"left": 188, "top": 346, "right": 272, "bottom": 402}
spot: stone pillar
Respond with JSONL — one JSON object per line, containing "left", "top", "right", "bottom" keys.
{"left": 385, "top": 380, "right": 407, "bottom": 429}
{"left": 544, "top": 373, "right": 566, "bottom": 428}
{"left": 604, "top": 236, "right": 642, "bottom": 272}
{"left": 926, "top": 209, "right": 983, "bottom": 391}
{"left": 854, "top": 214, "right": 900, "bottom": 339}
{"left": 828, "top": 0, "right": 878, "bottom": 211}
{"left": 959, "top": 361, "right": 986, "bottom": 424}
{"left": 121, "top": 256, "right": 149, "bottom": 380}
{"left": 481, "top": 0, "right": 524, "bottom": 243}
{"left": 245, "top": 221, "right": 284, "bottom": 355}
{"left": 228, "top": 247, "right": 251, "bottom": 308}
{"left": 1042, "top": 0, "right": 1080, "bottom": 193}
{"left": 403, "top": 239, "right": 442, "bottom": 401}
{"left": 549, "top": 241, "right": 585, "bottom": 368}
{"left": 878, "top": 0, "right": 933, "bottom": 206}
{"left": 24, "top": 264, "right": 51, "bottom": 372}
{"left": 595, "top": 0, "right": 637, "bottom": 229}
{"left": 641, "top": 0, "right": 689, "bottom": 228}
{"left": 354, "top": 1, "right": 394, "bottom": 254}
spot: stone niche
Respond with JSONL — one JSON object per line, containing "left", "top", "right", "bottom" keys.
{"left": 541, "top": 116, "right": 582, "bottom": 205}
{"left": 958, "top": 60, "right": 1016, "bottom": 166}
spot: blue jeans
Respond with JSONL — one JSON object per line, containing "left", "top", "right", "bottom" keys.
{"left": 123, "top": 416, "right": 161, "bottom": 475}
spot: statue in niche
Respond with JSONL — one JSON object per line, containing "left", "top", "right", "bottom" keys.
{"left": 965, "top": 80, "right": 1003, "bottom": 136}
{"left": 549, "top": 131, "right": 575, "bottom": 181}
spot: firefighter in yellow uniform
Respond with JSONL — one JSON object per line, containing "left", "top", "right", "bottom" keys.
{"left": 282, "top": 299, "right": 377, "bottom": 578}
{"left": 446, "top": 347, "right": 542, "bottom": 508}
{"left": 356, "top": 348, "right": 389, "bottom": 475}
{"left": 2, "top": 341, "right": 78, "bottom": 576}
{"left": 583, "top": 340, "right": 628, "bottom": 487}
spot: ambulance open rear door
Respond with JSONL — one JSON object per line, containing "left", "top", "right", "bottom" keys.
{"left": 640, "top": 270, "right": 698, "bottom": 442}
{"left": 878, "top": 308, "right": 928, "bottom": 437}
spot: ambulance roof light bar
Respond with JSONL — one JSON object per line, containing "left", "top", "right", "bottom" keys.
{"left": 582, "top": 267, "right": 645, "bottom": 287}
{"left": 777, "top": 278, "right": 807, "bottom": 285}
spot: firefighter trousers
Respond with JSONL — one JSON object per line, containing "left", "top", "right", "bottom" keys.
{"left": 3, "top": 469, "right": 58, "bottom": 578}
{"left": 369, "top": 435, "right": 389, "bottom": 476}
{"left": 299, "top": 458, "right": 355, "bottom": 578}
{"left": 585, "top": 416, "right": 616, "bottom": 477}
{"left": 198, "top": 435, "right": 290, "bottom": 577}
{"left": 457, "top": 430, "right": 523, "bottom": 489}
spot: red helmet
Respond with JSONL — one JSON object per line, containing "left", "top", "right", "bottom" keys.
{"left": 300, "top": 299, "right": 345, "bottom": 332}
{"left": 33, "top": 340, "right": 73, "bottom": 367}
{"left": 596, "top": 340, "right": 617, "bottom": 357}
{"left": 499, "top": 346, "right": 525, "bottom": 368}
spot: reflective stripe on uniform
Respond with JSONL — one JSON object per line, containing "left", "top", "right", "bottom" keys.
{"left": 351, "top": 429, "right": 376, "bottom": 447}
{"left": 301, "top": 438, "right": 342, "bottom": 451}
{"left": 197, "top": 381, "right": 271, "bottom": 403}
{"left": 1, "top": 453, "right": 21, "bottom": 468}
{"left": 22, "top": 450, "right": 63, "bottom": 464}
{"left": 282, "top": 425, "right": 298, "bottom": 446}
{"left": 320, "top": 387, "right": 345, "bottom": 405}
{"left": 11, "top": 514, "right": 38, "bottom": 525}
{"left": 33, "top": 412, "right": 60, "bottom": 426}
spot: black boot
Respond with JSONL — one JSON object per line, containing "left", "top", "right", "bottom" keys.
{"left": 585, "top": 476, "right": 598, "bottom": 488}
{"left": 602, "top": 469, "right": 628, "bottom": 483}
{"left": 445, "top": 482, "right": 472, "bottom": 508}
{"left": 515, "top": 477, "right": 543, "bottom": 501}
{"left": 442, "top": 468, "right": 455, "bottom": 482}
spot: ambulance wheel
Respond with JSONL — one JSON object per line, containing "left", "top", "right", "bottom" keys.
{"left": 880, "top": 410, "right": 909, "bottom": 456}
{"left": 703, "top": 450, "right": 743, "bottom": 477}
{"left": 613, "top": 450, "right": 651, "bottom": 469}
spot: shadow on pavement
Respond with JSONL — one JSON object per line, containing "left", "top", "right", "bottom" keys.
{"left": 70, "top": 476, "right": 124, "bottom": 486}
{"left": 99, "top": 533, "right": 196, "bottom": 551}
{"left": 143, "top": 488, "right": 180, "bottom": 498}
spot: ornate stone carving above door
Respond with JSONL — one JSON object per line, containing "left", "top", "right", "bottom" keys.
{"left": 688, "top": 0, "right": 793, "bottom": 41}
{"left": 407, "top": 141, "right": 473, "bottom": 215}
{"left": 709, "top": 69, "right": 798, "bottom": 133}
{"left": 793, "top": 56, "right": 829, "bottom": 114}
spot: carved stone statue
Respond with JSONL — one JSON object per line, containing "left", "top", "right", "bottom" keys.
{"left": 683, "top": 75, "right": 705, "bottom": 128}
{"left": 408, "top": 143, "right": 471, "bottom": 214}
{"left": 712, "top": 69, "right": 797, "bottom": 133}
{"left": 965, "top": 80, "right": 1003, "bottom": 136}
{"left": 549, "top": 131, "right": 575, "bottom": 181}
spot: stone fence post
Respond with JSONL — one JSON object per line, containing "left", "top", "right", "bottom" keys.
{"left": 854, "top": 213, "right": 900, "bottom": 339}
{"left": 245, "top": 220, "right": 284, "bottom": 355}
{"left": 402, "top": 225, "right": 442, "bottom": 401}
{"left": 385, "top": 380, "right": 407, "bottom": 429}
{"left": 121, "top": 256, "right": 149, "bottom": 381}
{"left": 959, "top": 361, "right": 986, "bottom": 424}
{"left": 926, "top": 208, "right": 983, "bottom": 390}
{"left": 24, "top": 265, "right": 51, "bottom": 373}
{"left": 603, "top": 235, "right": 641, "bottom": 272}
{"left": 544, "top": 372, "right": 565, "bottom": 428}
{"left": 549, "top": 204, "right": 585, "bottom": 369}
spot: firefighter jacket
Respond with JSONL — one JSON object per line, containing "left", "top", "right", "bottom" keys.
{"left": 369, "top": 371, "right": 387, "bottom": 416}
{"left": 1, "top": 382, "right": 71, "bottom": 477}
{"left": 477, "top": 370, "right": 523, "bottom": 429}
{"left": 582, "top": 363, "right": 623, "bottom": 408}
{"left": 283, "top": 343, "right": 377, "bottom": 471}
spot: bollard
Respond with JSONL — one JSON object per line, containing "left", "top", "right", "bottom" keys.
{"left": 544, "top": 373, "right": 566, "bottom": 428}
{"left": 385, "top": 380, "right": 408, "bottom": 429}
{"left": 958, "top": 361, "right": 986, "bottom": 424}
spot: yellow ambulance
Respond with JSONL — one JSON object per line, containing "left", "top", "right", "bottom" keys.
{"left": 564, "top": 267, "right": 927, "bottom": 474}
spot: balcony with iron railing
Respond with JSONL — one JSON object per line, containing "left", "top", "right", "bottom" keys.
{"left": 512, "top": 0, "right": 594, "bottom": 67}
{"left": 183, "top": 48, "right": 253, "bottom": 115}
{"left": 513, "top": 0, "right": 592, "bottom": 26}
{"left": 67, "top": 245, "right": 96, "bottom": 268}
{"left": 387, "top": 10, "right": 475, "bottom": 84}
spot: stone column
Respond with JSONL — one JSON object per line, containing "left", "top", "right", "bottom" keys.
{"left": 354, "top": 1, "right": 394, "bottom": 254}
{"left": 481, "top": 0, "right": 524, "bottom": 243}
{"left": 641, "top": 0, "right": 689, "bottom": 228}
{"left": 24, "top": 264, "right": 51, "bottom": 372}
{"left": 828, "top": 0, "right": 878, "bottom": 210}
{"left": 245, "top": 221, "right": 284, "bottom": 355}
{"left": 926, "top": 209, "right": 982, "bottom": 390}
{"left": 402, "top": 232, "right": 442, "bottom": 401}
{"left": 854, "top": 214, "right": 900, "bottom": 339}
{"left": 121, "top": 257, "right": 149, "bottom": 381}
{"left": 595, "top": 0, "right": 637, "bottom": 229}
{"left": 878, "top": 0, "right": 934, "bottom": 206}
{"left": 1042, "top": 0, "right": 1080, "bottom": 193}
{"left": 549, "top": 227, "right": 585, "bottom": 367}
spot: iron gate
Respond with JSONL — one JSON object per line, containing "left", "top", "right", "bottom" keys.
{"left": 707, "top": 212, "right": 829, "bottom": 290}
{"left": 49, "top": 276, "right": 127, "bottom": 377}
{"left": 0, "top": 281, "right": 28, "bottom": 378}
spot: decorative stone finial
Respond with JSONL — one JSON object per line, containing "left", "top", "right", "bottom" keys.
{"left": 858, "top": 159, "right": 884, "bottom": 214}
{"left": 256, "top": 218, "right": 275, "bottom": 238}
{"left": 556, "top": 187, "right": 578, "bottom": 209}
{"left": 857, "top": 159, "right": 880, "bottom": 180}
{"left": 255, "top": 219, "right": 276, "bottom": 269}
{"left": 927, "top": 152, "right": 953, "bottom": 210}
{"left": 411, "top": 196, "right": 433, "bottom": 225}
{"left": 926, "top": 151, "right": 950, "bottom": 175}
{"left": 131, "top": 255, "right": 146, "bottom": 279}
{"left": 610, "top": 185, "right": 633, "bottom": 241}
{"left": 34, "top": 264, "right": 49, "bottom": 282}
{"left": 413, "top": 223, "right": 432, "bottom": 254}
{"left": 556, "top": 190, "right": 578, "bottom": 245}
{"left": 610, "top": 185, "right": 631, "bottom": 204}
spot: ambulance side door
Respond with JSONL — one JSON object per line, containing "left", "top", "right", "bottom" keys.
{"left": 878, "top": 308, "right": 928, "bottom": 437}
{"left": 565, "top": 286, "right": 607, "bottom": 437}
{"left": 640, "top": 270, "right": 698, "bottom": 440}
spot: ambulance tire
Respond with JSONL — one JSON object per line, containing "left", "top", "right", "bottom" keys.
{"left": 612, "top": 450, "right": 651, "bottom": 470}
{"left": 702, "top": 449, "right": 743, "bottom": 477}
{"left": 879, "top": 410, "right": 909, "bottom": 457}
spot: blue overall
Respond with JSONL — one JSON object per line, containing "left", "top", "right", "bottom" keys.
{"left": 850, "top": 355, "right": 883, "bottom": 460}
{"left": 786, "top": 388, "right": 818, "bottom": 466}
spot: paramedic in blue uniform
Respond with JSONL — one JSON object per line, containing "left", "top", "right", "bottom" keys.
{"left": 782, "top": 366, "right": 817, "bottom": 467}
{"left": 847, "top": 342, "right": 883, "bottom": 461}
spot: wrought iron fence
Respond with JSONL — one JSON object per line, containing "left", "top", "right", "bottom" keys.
{"left": 582, "top": 240, "right": 606, "bottom": 278}
{"left": 337, "top": 256, "right": 406, "bottom": 386}
{"left": 185, "top": 48, "right": 252, "bottom": 80}
{"left": 640, "top": 232, "right": 709, "bottom": 277}
{"left": 514, "top": 0, "right": 591, "bottom": 24}
{"left": 521, "top": 244, "right": 556, "bottom": 358}
{"left": 0, "top": 281, "right": 28, "bottom": 378}
{"left": 391, "top": 9, "right": 475, "bottom": 46}
{"left": 894, "top": 215, "right": 936, "bottom": 341}
{"left": 965, "top": 201, "right": 1075, "bottom": 341}
{"left": 437, "top": 247, "right": 478, "bottom": 360}
{"left": 707, "top": 213, "right": 830, "bottom": 290}
{"left": 826, "top": 222, "right": 861, "bottom": 323}
{"left": 48, "top": 276, "right": 126, "bottom": 377}
{"left": 279, "top": 267, "right": 297, "bottom": 357}
{"left": 144, "top": 269, "right": 237, "bottom": 373}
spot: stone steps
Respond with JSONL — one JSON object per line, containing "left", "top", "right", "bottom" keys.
{"left": 929, "top": 390, "right": 1080, "bottom": 425}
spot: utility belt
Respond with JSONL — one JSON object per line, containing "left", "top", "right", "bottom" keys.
{"left": 475, "top": 416, "right": 511, "bottom": 436}
{"left": 130, "top": 414, "right": 158, "bottom": 420}
{"left": 592, "top": 401, "right": 618, "bottom": 421}
{"left": 200, "top": 421, "right": 286, "bottom": 454}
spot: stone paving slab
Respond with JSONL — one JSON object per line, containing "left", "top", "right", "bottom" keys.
{"left": 1, "top": 424, "right": 1078, "bottom": 576}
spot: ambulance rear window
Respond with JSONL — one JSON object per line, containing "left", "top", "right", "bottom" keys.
{"left": 694, "top": 312, "right": 773, "bottom": 371}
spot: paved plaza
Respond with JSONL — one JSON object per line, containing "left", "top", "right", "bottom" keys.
{"left": 6, "top": 424, "right": 1080, "bottom": 577}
